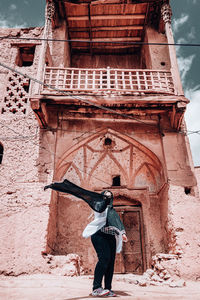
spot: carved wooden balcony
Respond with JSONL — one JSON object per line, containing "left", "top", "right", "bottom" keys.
{"left": 41, "top": 66, "right": 175, "bottom": 96}
{"left": 31, "top": 66, "right": 188, "bottom": 130}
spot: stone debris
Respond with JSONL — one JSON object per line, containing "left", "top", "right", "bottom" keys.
{"left": 169, "top": 280, "right": 186, "bottom": 288}
{"left": 116, "top": 252, "right": 186, "bottom": 288}
{"left": 44, "top": 254, "right": 85, "bottom": 277}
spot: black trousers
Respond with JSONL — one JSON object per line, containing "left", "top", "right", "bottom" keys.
{"left": 91, "top": 230, "right": 116, "bottom": 291}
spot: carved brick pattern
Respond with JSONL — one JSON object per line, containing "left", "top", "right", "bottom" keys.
{"left": 46, "top": 0, "right": 55, "bottom": 20}
{"left": 161, "top": 3, "right": 172, "bottom": 24}
{"left": 60, "top": 129, "right": 164, "bottom": 193}
{"left": 2, "top": 72, "right": 30, "bottom": 115}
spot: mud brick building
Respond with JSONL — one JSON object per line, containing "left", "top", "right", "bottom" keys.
{"left": 0, "top": 0, "right": 200, "bottom": 280}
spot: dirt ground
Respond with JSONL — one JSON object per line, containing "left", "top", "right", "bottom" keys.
{"left": 1, "top": 274, "right": 200, "bottom": 300}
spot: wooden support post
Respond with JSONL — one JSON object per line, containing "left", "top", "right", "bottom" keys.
{"left": 32, "top": 0, "right": 54, "bottom": 95}
{"left": 161, "top": 3, "right": 184, "bottom": 96}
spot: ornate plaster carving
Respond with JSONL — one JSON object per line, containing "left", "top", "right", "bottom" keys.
{"left": 56, "top": 128, "right": 164, "bottom": 193}
{"left": 161, "top": 3, "right": 172, "bottom": 24}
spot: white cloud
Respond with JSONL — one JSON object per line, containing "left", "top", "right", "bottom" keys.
{"left": 187, "top": 27, "right": 195, "bottom": 40}
{"left": 177, "top": 54, "right": 195, "bottom": 85}
{"left": 0, "top": 18, "right": 9, "bottom": 28}
{"left": 172, "top": 14, "right": 189, "bottom": 34}
{"left": 172, "top": 14, "right": 199, "bottom": 166}
{"left": 175, "top": 36, "right": 196, "bottom": 87}
{"left": 0, "top": 14, "right": 27, "bottom": 28}
{"left": 10, "top": 4, "right": 17, "bottom": 10}
{"left": 185, "top": 88, "right": 200, "bottom": 166}
{"left": 187, "top": 0, "right": 197, "bottom": 4}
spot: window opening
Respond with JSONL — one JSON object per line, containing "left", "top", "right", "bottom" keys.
{"left": 104, "top": 137, "right": 112, "bottom": 146}
{"left": 112, "top": 175, "right": 121, "bottom": 186}
{"left": 184, "top": 187, "right": 191, "bottom": 195}
{"left": 16, "top": 45, "right": 36, "bottom": 67}
{"left": 0, "top": 144, "right": 3, "bottom": 164}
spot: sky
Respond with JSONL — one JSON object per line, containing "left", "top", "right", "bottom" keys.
{"left": 0, "top": 0, "right": 200, "bottom": 166}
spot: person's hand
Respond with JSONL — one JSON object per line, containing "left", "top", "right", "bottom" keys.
{"left": 122, "top": 233, "right": 128, "bottom": 242}
{"left": 44, "top": 184, "right": 53, "bottom": 191}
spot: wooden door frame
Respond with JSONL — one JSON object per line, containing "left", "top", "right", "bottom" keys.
{"left": 115, "top": 205, "right": 146, "bottom": 274}
{"left": 94, "top": 187, "right": 151, "bottom": 269}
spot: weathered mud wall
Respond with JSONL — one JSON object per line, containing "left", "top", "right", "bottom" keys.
{"left": 0, "top": 26, "right": 199, "bottom": 280}
{"left": 166, "top": 183, "right": 200, "bottom": 280}
{"left": 0, "top": 28, "right": 54, "bottom": 275}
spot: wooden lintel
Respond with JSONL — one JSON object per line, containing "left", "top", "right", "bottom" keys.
{"left": 63, "top": 108, "right": 166, "bottom": 115}
{"left": 68, "top": 14, "right": 146, "bottom": 21}
{"left": 69, "top": 25, "right": 144, "bottom": 32}
{"left": 90, "top": 0, "right": 161, "bottom": 4}
{"left": 59, "top": 115, "right": 158, "bottom": 124}
{"left": 72, "top": 45, "right": 140, "bottom": 50}
{"left": 63, "top": 0, "right": 158, "bottom": 4}
{"left": 39, "top": 94, "right": 188, "bottom": 104}
{"left": 71, "top": 37, "right": 142, "bottom": 42}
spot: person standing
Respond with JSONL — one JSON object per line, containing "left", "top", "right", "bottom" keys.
{"left": 83, "top": 190, "right": 128, "bottom": 297}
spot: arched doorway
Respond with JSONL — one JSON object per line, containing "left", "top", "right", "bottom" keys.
{"left": 46, "top": 128, "right": 165, "bottom": 273}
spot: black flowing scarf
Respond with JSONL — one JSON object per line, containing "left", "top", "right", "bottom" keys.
{"left": 44, "top": 179, "right": 109, "bottom": 213}
{"left": 44, "top": 179, "right": 125, "bottom": 232}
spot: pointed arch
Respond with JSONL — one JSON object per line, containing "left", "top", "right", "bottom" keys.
{"left": 62, "top": 162, "right": 83, "bottom": 185}
{"left": 55, "top": 128, "right": 164, "bottom": 191}
{"left": 133, "top": 162, "right": 160, "bottom": 192}
{"left": 88, "top": 151, "right": 129, "bottom": 185}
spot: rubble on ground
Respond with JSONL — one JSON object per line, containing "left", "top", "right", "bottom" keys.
{"left": 44, "top": 253, "right": 85, "bottom": 276}
{"left": 116, "top": 252, "right": 186, "bottom": 288}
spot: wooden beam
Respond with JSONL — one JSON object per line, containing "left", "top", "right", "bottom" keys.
{"left": 61, "top": 0, "right": 161, "bottom": 4}
{"left": 39, "top": 94, "right": 187, "bottom": 104}
{"left": 88, "top": 3, "right": 93, "bottom": 55}
{"left": 68, "top": 14, "right": 146, "bottom": 21}
{"left": 72, "top": 45, "right": 140, "bottom": 51}
{"left": 61, "top": 1, "right": 72, "bottom": 65}
{"left": 91, "top": 0, "right": 161, "bottom": 4}
{"left": 69, "top": 25, "right": 144, "bottom": 32}
{"left": 93, "top": 45, "right": 141, "bottom": 49}
{"left": 71, "top": 37, "right": 142, "bottom": 42}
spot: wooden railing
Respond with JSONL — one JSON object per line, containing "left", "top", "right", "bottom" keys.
{"left": 42, "top": 67, "right": 175, "bottom": 95}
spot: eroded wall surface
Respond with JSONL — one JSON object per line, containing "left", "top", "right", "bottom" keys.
{"left": 0, "top": 28, "right": 54, "bottom": 275}
{"left": 0, "top": 26, "right": 199, "bottom": 280}
{"left": 166, "top": 184, "right": 200, "bottom": 280}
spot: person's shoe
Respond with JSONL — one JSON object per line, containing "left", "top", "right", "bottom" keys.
{"left": 106, "top": 290, "right": 117, "bottom": 297}
{"left": 92, "top": 287, "right": 110, "bottom": 297}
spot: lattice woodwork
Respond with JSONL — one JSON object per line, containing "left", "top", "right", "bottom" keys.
{"left": 42, "top": 67, "right": 174, "bottom": 95}
{"left": 2, "top": 72, "right": 30, "bottom": 115}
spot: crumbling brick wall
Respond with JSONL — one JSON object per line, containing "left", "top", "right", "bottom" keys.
{"left": 0, "top": 27, "right": 54, "bottom": 275}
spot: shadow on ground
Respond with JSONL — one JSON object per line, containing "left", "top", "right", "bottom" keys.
{"left": 65, "top": 290, "right": 131, "bottom": 300}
